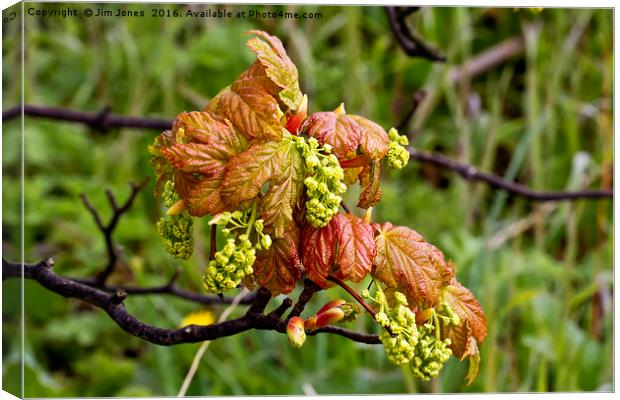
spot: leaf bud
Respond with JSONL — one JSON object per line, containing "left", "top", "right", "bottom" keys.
{"left": 287, "top": 317, "right": 307, "bottom": 348}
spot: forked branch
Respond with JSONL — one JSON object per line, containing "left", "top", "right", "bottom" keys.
{"left": 2, "top": 259, "right": 379, "bottom": 346}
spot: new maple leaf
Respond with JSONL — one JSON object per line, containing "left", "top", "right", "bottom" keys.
{"left": 250, "top": 224, "right": 302, "bottom": 295}
{"left": 301, "top": 213, "right": 375, "bottom": 286}
{"left": 373, "top": 222, "right": 455, "bottom": 307}
{"left": 220, "top": 131, "right": 304, "bottom": 238}
{"left": 440, "top": 280, "right": 487, "bottom": 359}
{"left": 155, "top": 111, "right": 248, "bottom": 216}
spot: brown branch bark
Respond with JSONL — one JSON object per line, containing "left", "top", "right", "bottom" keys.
{"left": 80, "top": 179, "right": 149, "bottom": 286}
{"left": 3, "top": 104, "right": 610, "bottom": 202}
{"left": 408, "top": 147, "right": 613, "bottom": 201}
{"left": 3, "top": 104, "right": 171, "bottom": 133}
{"left": 385, "top": 6, "right": 446, "bottom": 62}
{"left": 2, "top": 259, "right": 379, "bottom": 346}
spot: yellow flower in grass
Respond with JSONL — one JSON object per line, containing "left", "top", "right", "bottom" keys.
{"left": 181, "top": 310, "right": 216, "bottom": 327}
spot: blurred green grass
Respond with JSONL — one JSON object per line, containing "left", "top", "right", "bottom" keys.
{"left": 2, "top": 4, "right": 613, "bottom": 396}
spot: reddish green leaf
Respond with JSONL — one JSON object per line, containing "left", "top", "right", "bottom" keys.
{"left": 373, "top": 222, "right": 454, "bottom": 307}
{"left": 301, "top": 220, "right": 336, "bottom": 287}
{"left": 349, "top": 115, "right": 389, "bottom": 160}
{"left": 332, "top": 213, "right": 376, "bottom": 283}
{"left": 464, "top": 338, "right": 480, "bottom": 385}
{"left": 440, "top": 281, "right": 487, "bottom": 359}
{"left": 246, "top": 30, "right": 303, "bottom": 111}
{"left": 304, "top": 111, "right": 361, "bottom": 158}
{"left": 357, "top": 160, "right": 382, "bottom": 209}
{"left": 149, "top": 130, "right": 174, "bottom": 196}
{"left": 221, "top": 132, "right": 304, "bottom": 237}
{"left": 153, "top": 112, "right": 248, "bottom": 217}
{"left": 301, "top": 213, "right": 375, "bottom": 286}
{"left": 252, "top": 224, "right": 302, "bottom": 295}
{"left": 174, "top": 171, "right": 227, "bottom": 217}
{"left": 260, "top": 147, "right": 305, "bottom": 238}
{"left": 206, "top": 63, "right": 284, "bottom": 141}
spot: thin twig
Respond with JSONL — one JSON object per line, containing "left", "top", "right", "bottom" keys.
{"left": 326, "top": 275, "right": 376, "bottom": 320}
{"left": 450, "top": 36, "right": 525, "bottom": 84}
{"left": 209, "top": 224, "right": 217, "bottom": 261}
{"left": 80, "top": 179, "right": 149, "bottom": 286}
{"left": 2, "top": 104, "right": 611, "bottom": 202}
{"left": 286, "top": 279, "right": 322, "bottom": 320}
{"left": 71, "top": 277, "right": 257, "bottom": 306}
{"left": 3, "top": 104, "right": 171, "bottom": 132}
{"left": 408, "top": 147, "right": 613, "bottom": 201}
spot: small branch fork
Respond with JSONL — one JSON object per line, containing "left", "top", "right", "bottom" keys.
{"left": 2, "top": 260, "right": 379, "bottom": 346}
{"left": 385, "top": 7, "right": 447, "bottom": 62}
{"left": 3, "top": 104, "right": 610, "bottom": 202}
{"left": 80, "top": 179, "right": 148, "bottom": 286}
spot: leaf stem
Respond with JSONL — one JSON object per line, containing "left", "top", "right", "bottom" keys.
{"left": 326, "top": 274, "right": 376, "bottom": 320}
{"left": 246, "top": 200, "right": 258, "bottom": 237}
{"left": 209, "top": 225, "right": 216, "bottom": 261}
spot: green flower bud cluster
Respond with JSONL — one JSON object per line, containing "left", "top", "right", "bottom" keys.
{"left": 386, "top": 128, "right": 410, "bottom": 170}
{"left": 157, "top": 181, "right": 193, "bottom": 260}
{"left": 294, "top": 136, "right": 347, "bottom": 227}
{"left": 410, "top": 321, "right": 452, "bottom": 381}
{"left": 203, "top": 205, "right": 271, "bottom": 293}
{"left": 363, "top": 288, "right": 419, "bottom": 365}
{"left": 436, "top": 301, "right": 461, "bottom": 326}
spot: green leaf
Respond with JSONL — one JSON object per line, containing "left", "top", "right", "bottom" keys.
{"left": 349, "top": 115, "right": 389, "bottom": 160}
{"left": 303, "top": 111, "right": 361, "bottom": 158}
{"left": 373, "top": 222, "right": 455, "bottom": 307}
{"left": 221, "top": 132, "right": 304, "bottom": 237}
{"left": 246, "top": 30, "right": 303, "bottom": 111}
{"left": 465, "top": 340, "right": 481, "bottom": 385}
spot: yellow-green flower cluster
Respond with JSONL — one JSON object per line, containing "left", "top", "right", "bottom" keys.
{"left": 157, "top": 181, "right": 193, "bottom": 260}
{"left": 203, "top": 206, "right": 271, "bottom": 293}
{"left": 294, "top": 136, "right": 347, "bottom": 227}
{"left": 410, "top": 303, "right": 458, "bottom": 380}
{"left": 363, "top": 288, "right": 419, "bottom": 365}
{"left": 386, "top": 128, "right": 410, "bottom": 170}
{"left": 410, "top": 321, "right": 452, "bottom": 380}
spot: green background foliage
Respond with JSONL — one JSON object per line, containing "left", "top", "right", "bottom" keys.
{"left": 2, "top": 3, "right": 613, "bottom": 395}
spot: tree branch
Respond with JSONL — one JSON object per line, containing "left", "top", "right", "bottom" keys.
{"left": 385, "top": 6, "right": 446, "bottom": 62}
{"left": 408, "top": 147, "right": 613, "bottom": 201}
{"left": 2, "top": 259, "right": 379, "bottom": 346}
{"left": 3, "top": 104, "right": 612, "bottom": 202}
{"left": 80, "top": 179, "right": 149, "bottom": 286}
{"left": 71, "top": 276, "right": 257, "bottom": 306}
{"left": 2, "top": 104, "right": 171, "bottom": 133}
